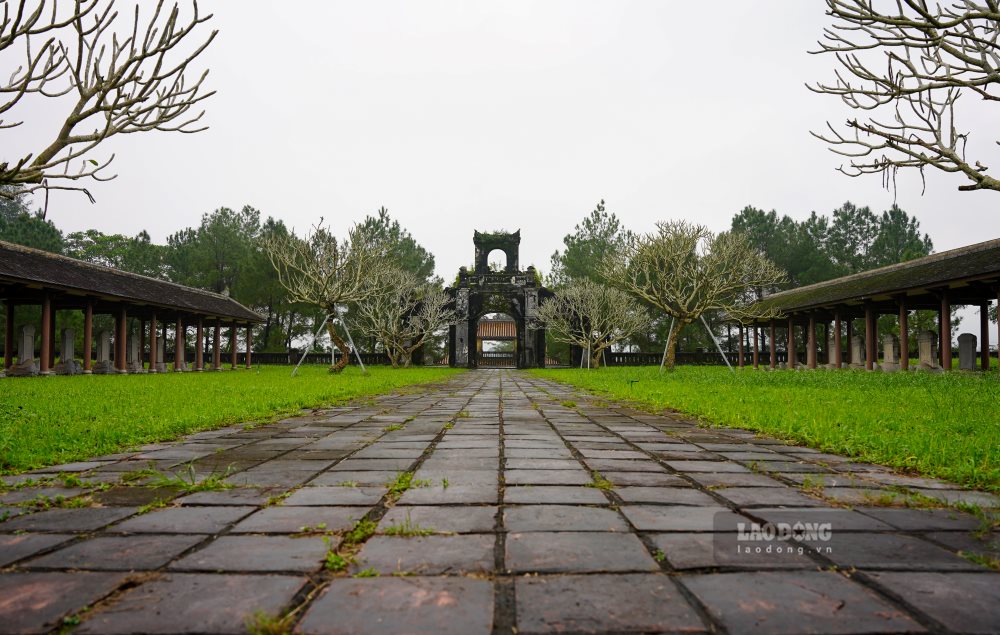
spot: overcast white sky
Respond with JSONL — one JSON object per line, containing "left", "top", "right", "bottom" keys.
{"left": 7, "top": 1, "right": 1000, "bottom": 281}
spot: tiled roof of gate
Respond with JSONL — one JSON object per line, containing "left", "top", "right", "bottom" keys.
{"left": 753, "top": 237, "right": 1000, "bottom": 314}
{"left": 0, "top": 240, "right": 263, "bottom": 321}
{"left": 477, "top": 320, "right": 516, "bottom": 339}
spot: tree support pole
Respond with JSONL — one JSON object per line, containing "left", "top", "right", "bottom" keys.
{"left": 700, "top": 315, "right": 733, "bottom": 373}
{"left": 334, "top": 306, "right": 367, "bottom": 374}
{"left": 292, "top": 314, "right": 331, "bottom": 377}
{"left": 659, "top": 318, "right": 675, "bottom": 374}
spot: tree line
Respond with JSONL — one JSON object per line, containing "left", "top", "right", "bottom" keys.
{"left": 0, "top": 190, "right": 438, "bottom": 361}
{"left": 544, "top": 199, "right": 944, "bottom": 368}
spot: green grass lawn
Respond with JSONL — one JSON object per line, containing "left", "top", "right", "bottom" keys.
{"left": 530, "top": 366, "right": 1000, "bottom": 492}
{"left": 0, "top": 365, "right": 464, "bottom": 474}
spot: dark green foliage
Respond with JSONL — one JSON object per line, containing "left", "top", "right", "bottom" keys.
{"left": 0, "top": 188, "right": 64, "bottom": 254}
{"left": 730, "top": 201, "right": 933, "bottom": 288}
{"left": 357, "top": 206, "right": 436, "bottom": 283}
{"left": 549, "top": 199, "right": 634, "bottom": 286}
{"left": 64, "top": 229, "right": 165, "bottom": 277}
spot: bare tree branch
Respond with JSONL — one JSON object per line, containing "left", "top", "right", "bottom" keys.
{"left": 0, "top": 0, "right": 216, "bottom": 200}
{"left": 810, "top": 0, "right": 1000, "bottom": 193}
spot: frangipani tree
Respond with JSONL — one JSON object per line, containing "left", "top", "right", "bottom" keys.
{"left": 1, "top": 0, "right": 217, "bottom": 201}
{"left": 353, "top": 268, "right": 454, "bottom": 368}
{"left": 263, "top": 222, "right": 387, "bottom": 373}
{"left": 601, "top": 220, "right": 786, "bottom": 370}
{"left": 537, "top": 279, "right": 650, "bottom": 369}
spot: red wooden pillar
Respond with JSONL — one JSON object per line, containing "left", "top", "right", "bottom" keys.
{"left": 213, "top": 320, "right": 221, "bottom": 370}
{"left": 752, "top": 324, "right": 759, "bottom": 369}
{"left": 49, "top": 305, "right": 57, "bottom": 368}
{"left": 807, "top": 313, "right": 817, "bottom": 369}
{"left": 845, "top": 319, "right": 853, "bottom": 364}
{"left": 40, "top": 293, "right": 52, "bottom": 374}
{"left": 245, "top": 324, "right": 253, "bottom": 369}
{"left": 149, "top": 312, "right": 158, "bottom": 373}
{"left": 787, "top": 317, "right": 795, "bottom": 368}
{"left": 899, "top": 298, "right": 909, "bottom": 371}
{"left": 230, "top": 322, "right": 237, "bottom": 369}
{"left": 737, "top": 324, "right": 745, "bottom": 368}
{"left": 833, "top": 312, "right": 843, "bottom": 368}
{"left": 940, "top": 293, "right": 952, "bottom": 371}
{"left": 864, "top": 305, "right": 874, "bottom": 371}
{"left": 195, "top": 318, "right": 204, "bottom": 371}
{"left": 139, "top": 319, "right": 146, "bottom": 371}
{"left": 116, "top": 305, "right": 127, "bottom": 373}
{"left": 4, "top": 300, "right": 13, "bottom": 370}
{"left": 768, "top": 321, "right": 776, "bottom": 369}
{"left": 981, "top": 302, "right": 990, "bottom": 372}
{"left": 174, "top": 316, "right": 184, "bottom": 371}
{"left": 82, "top": 300, "right": 93, "bottom": 373}
{"left": 138, "top": 319, "right": 146, "bottom": 373}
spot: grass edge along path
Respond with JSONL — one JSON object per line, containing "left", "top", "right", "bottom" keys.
{"left": 0, "top": 365, "right": 465, "bottom": 474}
{"left": 529, "top": 366, "right": 1000, "bottom": 493}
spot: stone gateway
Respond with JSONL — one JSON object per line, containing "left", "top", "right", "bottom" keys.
{"left": 447, "top": 230, "right": 552, "bottom": 369}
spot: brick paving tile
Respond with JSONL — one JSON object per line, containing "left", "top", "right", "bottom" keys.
{"left": 865, "top": 571, "right": 1000, "bottom": 633}
{"left": 0, "top": 533, "right": 74, "bottom": 567}
{"left": 396, "top": 483, "right": 499, "bottom": 505}
{"left": 750, "top": 507, "right": 896, "bottom": 531}
{"left": 664, "top": 460, "right": 752, "bottom": 473}
{"left": 308, "top": 470, "right": 398, "bottom": 486}
{"left": 504, "top": 469, "right": 592, "bottom": 485}
{"left": 352, "top": 534, "right": 495, "bottom": 575}
{"left": 681, "top": 571, "right": 925, "bottom": 634}
{"left": 169, "top": 535, "right": 328, "bottom": 572}
{"left": 856, "top": 506, "right": 983, "bottom": 531}
{"left": 176, "top": 487, "right": 282, "bottom": 506}
{"left": 504, "top": 485, "right": 609, "bottom": 505}
{"left": 819, "top": 533, "right": 988, "bottom": 570}
{"left": 506, "top": 531, "right": 659, "bottom": 573}
{"left": 620, "top": 505, "right": 748, "bottom": 532}
{"left": 24, "top": 534, "right": 204, "bottom": 570}
{"left": 110, "top": 505, "right": 254, "bottom": 534}
{"left": 282, "top": 486, "right": 386, "bottom": 506}
{"left": 686, "top": 472, "right": 786, "bottom": 488}
{"left": 603, "top": 471, "right": 690, "bottom": 487}
{"left": 515, "top": 574, "right": 707, "bottom": 634}
{"left": 77, "top": 573, "right": 304, "bottom": 634}
{"left": 0, "top": 571, "right": 127, "bottom": 635}
{"left": 231, "top": 505, "right": 369, "bottom": 533}
{"left": 614, "top": 486, "right": 718, "bottom": 505}
{"left": 922, "top": 530, "right": 1000, "bottom": 558}
{"left": 378, "top": 505, "right": 497, "bottom": 533}
{"left": 649, "top": 532, "right": 816, "bottom": 570}
{"left": 504, "top": 504, "right": 629, "bottom": 532}
{"left": 713, "top": 485, "right": 825, "bottom": 507}
{"left": 3, "top": 369, "right": 998, "bottom": 633}
{"left": 0, "top": 506, "right": 138, "bottom": 532}
{"left": 297, "top": 577, "right": 493, "bottom": 635}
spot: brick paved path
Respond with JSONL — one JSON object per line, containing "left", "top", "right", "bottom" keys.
{"left": 2, "top": 370, "right": 998, "bottom": 634}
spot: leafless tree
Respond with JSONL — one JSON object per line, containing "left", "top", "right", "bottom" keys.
{"left": 810, "top": 1, "right": 1000, "bottom": 193}
{"left": 536, "top": 279, "right": 650, "bottom": 369}
{"left": 263, "top": 222, "right": 389, "bottom": 373}
{"left": 601, "top": 221, "right": 786, "bottom": 370}
{"left": 0, "top": 1, "right": 216, "bottom": 201}
{"left": 353, "top": 268, "right": 454, "bottom": 368}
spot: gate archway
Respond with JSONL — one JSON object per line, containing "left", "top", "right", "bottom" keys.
{"left": 447, "top": 230, "right": 551, "bottom": 369}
